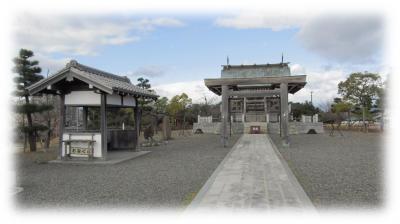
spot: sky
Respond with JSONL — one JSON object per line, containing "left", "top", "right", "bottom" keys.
{"left": 12, "top": 12, "right": 387, "bottom": 107}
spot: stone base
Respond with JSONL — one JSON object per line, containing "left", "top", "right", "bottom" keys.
{"left": 244, "top": 122, "right": 268, "bottom": 134}
{"left": 268, "top": 122, "right": 324, "bottom": 134}
{"left": 192, "top": 122, "right": 244, "bottom": 134}
{"left": 193, "top": 121, "right": 324, "bottom": 135}
{"left": 281, "top": 139, "right": 290, "bottom": 147}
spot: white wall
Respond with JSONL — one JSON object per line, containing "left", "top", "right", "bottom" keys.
{"left": 65, "top": 91, "right": 100, "bottom": 105}
{"left": 107, "top": 94, "right": 121, "bottom": 105}
{"left": 65, "top": 91, "right": 136, "bottom": 107}
{"left": 62, "top": 133, "right": 102, "bottom": 158}
{"left": 123, "top": 95, "right": 136, "bottom": 106}
{"left": 107, "top": 94, "right": 136, "bottom": 106}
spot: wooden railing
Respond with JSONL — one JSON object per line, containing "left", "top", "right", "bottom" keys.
{"left": 245, "top": 114, "right": 266, "bottom": 122}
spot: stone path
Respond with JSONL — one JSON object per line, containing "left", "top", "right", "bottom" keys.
{"left": 188, "top": 134, "right": 314, "bottom": 211}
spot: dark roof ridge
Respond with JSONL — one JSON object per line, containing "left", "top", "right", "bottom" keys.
{"left": 222, "top": 62, "right": 290, "bottom": 68}
{"left": 67, "top": 60, "right": 131, "bottom": 83}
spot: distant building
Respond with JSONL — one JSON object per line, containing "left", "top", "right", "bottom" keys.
{"left": 197, "top": 61, "right": 323, "bottom": 146}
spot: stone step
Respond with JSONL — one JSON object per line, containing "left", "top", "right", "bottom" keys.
{"left": 243, "top": 122, "right": 268, "bottom": 134}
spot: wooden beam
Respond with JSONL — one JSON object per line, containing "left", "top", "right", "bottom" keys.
{"left": 228, "top": 89, "right": 280, "bottom": 97}
{"left": 280, "top": 82, "right": 289, "bottom": 146}
{"left": 205, "top": 75, "right": 306, "bottom": 86}
{"left": 82, "top": 107, "right": 88, "bottom": 130}
{"left": 264, "top": 97, "right": 269, "bottom": 124}
{"left": 58, "top": 94, "right": 65, "bottom": 159}
{"left": 221, "top": 85, "right": 229, "bottom": 147}
{"left": 228, "top": 97, "right": 232, "bottom": 137}
{"left": 134, "top": 97, "right": 140, "bottom": 151}
{"left": 245, "top": 99, "right": 266, "bottom": 103}
{"left": 243, "top": 97, "right": 247, "bottom": 123}
{"left": 288, "top": 85, "right": 296, "bottom": 93}
{"left": 100, "top": 93, "right": 108, "bottom": 160}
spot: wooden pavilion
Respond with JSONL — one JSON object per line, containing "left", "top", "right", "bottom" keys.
{"left": 204, "top": 61, "right": 306, "bottom": 146}
{"left": 27, "top": 60, "right": 158, "bottom": 160}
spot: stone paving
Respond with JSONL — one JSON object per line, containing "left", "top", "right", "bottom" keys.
{"left": 189, "top": 134, "right": 314, "bottom": 210}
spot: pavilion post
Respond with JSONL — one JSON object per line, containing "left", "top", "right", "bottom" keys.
{"left": 134, "top": 98, "right": 140, "bottom": 150}
{"left": 264, "top": 96, "right": 268, "bottom": 123}
{"left": 228, "top": 97, "right": 232, "bottom": 136}
{"left": 280, "top": 82, "right": 289, "bottom": 146}
{"left": 82, "top": 107, "right": 88, "bottom": 130}
{"left": 221, "top": 85, "right": 229, "bottom": 147}
{"left": 243, "top": 97, "right": 247, "bottom": 122}
{"left": 58, "top": 94, "right": 65, "bottom": 159}
{"left": 100, "top": 93, "right": 108, "bottom": 160}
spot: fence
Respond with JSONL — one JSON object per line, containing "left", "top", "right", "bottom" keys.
{"left": 197, "top": 115, "right": 213, "bottom": 123}
{"left": 301, "top": 114, "right": 319, "bottom": 123}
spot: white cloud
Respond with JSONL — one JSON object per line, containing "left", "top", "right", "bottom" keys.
{"left": 132, "top": 17, "right": 185, "bottom": 31}
{"left": 127, "top": 65, "right": 168, "bottom": 78}
{"left": 13, "top": 14, "right": 185, "bottom": 56}
{"left": 152, "top": 69, "right": 346, "bottom": 107}
{"left": 153, "top": 80, "right": 220, "bottom": 103}
{"left": 33, "top": 54, "right": 70, "bottom": 75}
{"left": 290, "top": 69, "right": 346, "bottom": 103}
{"left": 151, "top": 63, "right": 390, "bottom": 108}
{"left": 290, "top": 63, "right": 390, "bottom": 107}
{"left": 297, "top": 15, "right": 383, "bottom": 63}
{"left": 215, "top": 13, "right": 307, "bottom": 31}
{"left": 215, "top": 13, "right": 383, "bottom": 64}
{"left": 290, "top": 64, "right": 306, "bottom": 75}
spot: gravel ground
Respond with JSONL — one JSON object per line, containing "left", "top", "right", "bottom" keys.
{"left": 270, "top": 130, "right": 383, "bottom": 209}
{"left": 14, "top": 134, "right": 240, "bottom": 209}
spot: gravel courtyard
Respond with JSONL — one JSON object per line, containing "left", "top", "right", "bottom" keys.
{"left": 270, "top": 130, "right": 384, "bottom": 209}
{"left": 15, "top": 134, "right": 239, "bottom": 209}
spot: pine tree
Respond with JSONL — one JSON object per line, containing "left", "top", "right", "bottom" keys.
{"left": 13, "top": 49, "right": 53, "bottom": 152}
{"left": 136, "top": 77, "right": 154, "bottom": 109}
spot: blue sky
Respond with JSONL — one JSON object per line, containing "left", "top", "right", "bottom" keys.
{"left": 46, "top": 17, "right": 317, "bottom": 83}
{"left": 14, "top": 13, "right": 386, "bottom": 106}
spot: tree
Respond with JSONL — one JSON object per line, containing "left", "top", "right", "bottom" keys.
{"left": 137, "top": 77, "right": 151, "bottom": 89}
{"left": 13, "top": 49, "right": 53, "bottom": 152}
{"left": 338, "top": 72, "right": 382, "bottom": 132}
{"left": 318, "top": 100, "right": 333, "bottom": 113}
{"left": 375, "top": 80, "right": 386, "bottom": 110}
{"left": 136, "top": 77, "right": 154, "bottom": 109}
{"left": 166, "top": 93, "right": 192, "bottom": 129}
{"left": 331, "top": 97, "right": 353, "bottom": 127}
{"left": 153, "top": 96, "right": 169, "bottom": 114}
{"left": 290, "top": 101, "right": 320, "bottom": 120}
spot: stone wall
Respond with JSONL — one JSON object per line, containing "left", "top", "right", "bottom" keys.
{"left": 193, "top": 122, "right": 245, "bottom": 134}
{"left": 193, "top": 122, "right": 220, "bottom": 134}
{"left": 193, "top": 121, "right": 324, "bottom": 135}
{"left": 267, "top": 122, "right": 324, "bottom": 134}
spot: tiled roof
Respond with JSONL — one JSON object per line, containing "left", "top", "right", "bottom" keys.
{"left": 221, "top": 62, "right": 291, "bottom": 78}
{"left": 27, "top": 60, "right": 158, "bottom": 99}
{"left": 69, "top": 60, "right": 131, "bottom": 83}
{"left": 222, "top": 62, "right": 290, "bottom": 70}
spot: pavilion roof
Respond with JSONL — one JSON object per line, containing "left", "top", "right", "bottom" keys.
{"left": 27, "top": 60, "right": 158, "bottom": 99}
{"left": 221, "top": 62, "right": 290, "bottom": 70}
{"left": 204, "top": 75, "right": 307, "bottom": 95}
